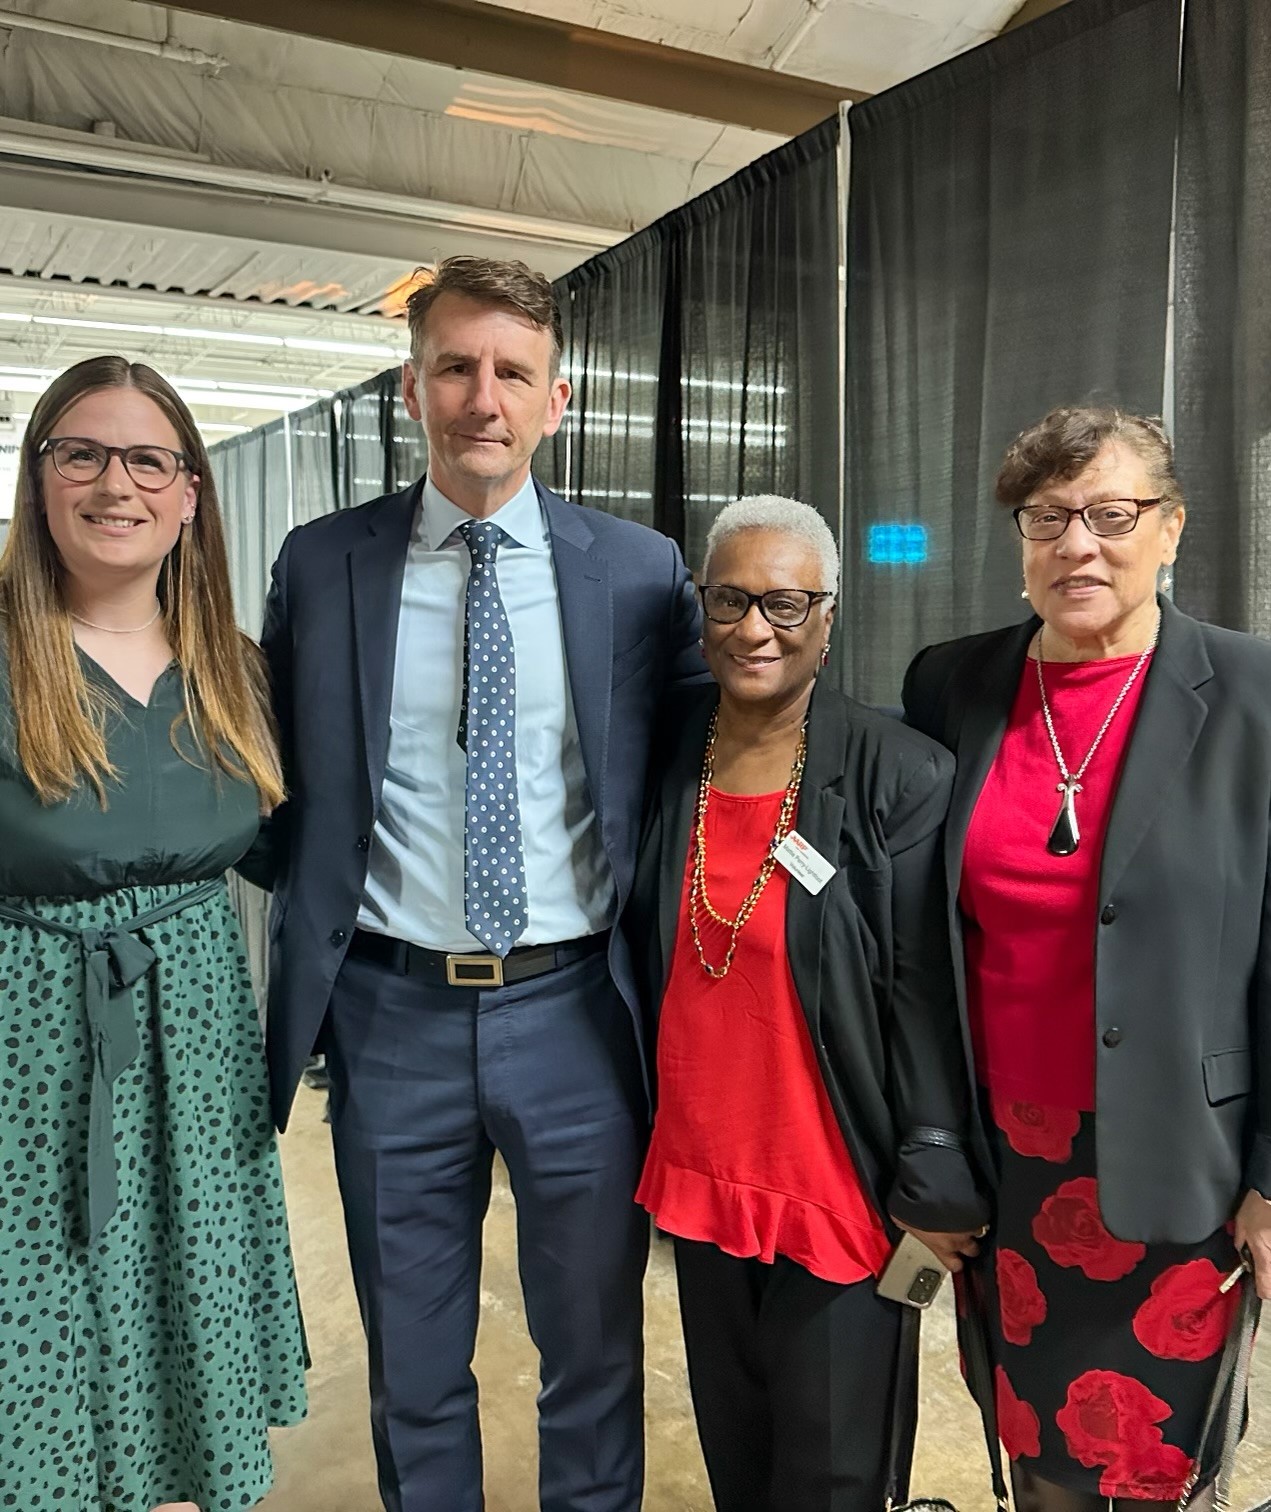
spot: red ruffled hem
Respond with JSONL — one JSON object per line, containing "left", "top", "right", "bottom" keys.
{"left": 636, "top": 1157, "right": 891, "bottom": 1286}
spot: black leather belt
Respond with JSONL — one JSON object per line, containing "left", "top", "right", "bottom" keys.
{"left": 346, "top": 927, "right": 608, "bottom": 987}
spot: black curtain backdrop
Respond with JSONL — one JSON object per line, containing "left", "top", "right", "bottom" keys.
{"left": 289, "top": 399, "right": 339, "bottom": 529}
{"left": 843, "top": 0, "right": 1181, "bottom": 704}
{"left": 537, "top": 230, "right": 670, "bottom": 532}
{"left": 1172, "top": 0, "right": 1271, "bottom": 634}
{"left": 537, "top": 119, "right": 842, "bottom": 572}
{"left": 677, "top": 116, "right": 841, "bottom": 574}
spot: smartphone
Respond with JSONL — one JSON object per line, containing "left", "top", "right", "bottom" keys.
{"left": 876, "top": 1231, "right": 949, "bottom": 1309}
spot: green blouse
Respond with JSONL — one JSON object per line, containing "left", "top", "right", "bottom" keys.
{"left": 0, "top": 641, "right": 260, "bottom": 901}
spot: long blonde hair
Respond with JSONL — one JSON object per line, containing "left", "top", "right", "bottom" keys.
{"left": 0, "top": 355, "right": 285, "bottom": 811}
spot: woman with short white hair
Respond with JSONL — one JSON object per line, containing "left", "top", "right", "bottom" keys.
{"left": 628, "top": 494, "right": 987, "bottom": 1511}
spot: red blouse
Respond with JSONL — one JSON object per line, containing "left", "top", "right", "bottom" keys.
{"left": 959, "top": 652, "right": 1152, "bottom": 1112}
{"left": 636, "top": 786, "right": 892, "bottom": 1285}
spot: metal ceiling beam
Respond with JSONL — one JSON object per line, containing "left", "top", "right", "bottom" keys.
{"left": 160, "top": 0, "right": 856, "bottom": 135}
{"left": 0, "top": 160, "right": 611, "bottom": 284}
{"left": 0, "top": 270, "right": 405, "bottom": 334}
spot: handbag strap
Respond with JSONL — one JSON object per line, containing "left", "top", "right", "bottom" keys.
{"left": 1178, "top": 1271, "right": 1260, "bottom": 1511}
{"left": 883, "top": 1269, "right": 1010, "bottom": 1512}
{"left": 884, "top": 1304, "right": 922, "bottom": 1511}
{"left": 960, "top": 1263, "right": 1011, "bottom": 1512}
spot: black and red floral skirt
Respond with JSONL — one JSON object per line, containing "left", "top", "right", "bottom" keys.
{"left": 975, "top": 1092, "right": 1240, "bottom": 1500}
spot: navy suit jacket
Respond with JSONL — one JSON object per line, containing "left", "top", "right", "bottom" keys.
{"left": 245, "top": 477, "right": 702, "bottom": 1130}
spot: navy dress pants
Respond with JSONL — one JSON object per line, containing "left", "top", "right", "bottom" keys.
{"left": 325, "top": 947, "right": 649, "bottom": 1512}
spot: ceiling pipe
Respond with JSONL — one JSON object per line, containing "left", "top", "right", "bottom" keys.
{"left": 770, "top": 0, "right": 833, "bottom": 73}
{"left": 0, "top": 7, "right": 229, "bottom": 69}
{"left": 0, "top": 128, "right": 623, "bottom": 255}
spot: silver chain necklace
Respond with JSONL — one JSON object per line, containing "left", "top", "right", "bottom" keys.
{"left": 70, "top": 602, "right": 162, "bottom": 634}
{"left": 1035, "top": 610, "right": 1160, "bottom": 856}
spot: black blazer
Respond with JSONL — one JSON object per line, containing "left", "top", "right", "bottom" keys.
{"left": 903, "top": 597, "right": 1271, "bottom": 1245}
{"left": 627, "top": 679, "right": 988, "bottom": 1235}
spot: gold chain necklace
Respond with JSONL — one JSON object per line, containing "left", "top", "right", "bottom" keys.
{"left": 689, "top": 709, "right": 808, "bottom": 979}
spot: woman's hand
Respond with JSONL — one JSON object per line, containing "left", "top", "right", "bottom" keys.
{"left": 891, "top": 1218, "right": 984, "bottom": 1274}
{"left": 1233, "top": 1189, "right": 1271, "bottom": 1299}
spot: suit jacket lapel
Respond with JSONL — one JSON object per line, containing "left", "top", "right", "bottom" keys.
{"left": 540, "top": 482, "right": 613, "bottom": 820}
{"left": 349, "top": 483, "right": 417, "bottom": 806}
{"left": 785, "top": 683, "right": 847, "bottom": 1038}
{"left": 943, "top": 620, "right": 1036, "bottom": 901}
{"left": 1099, "top": 599, "right": 1212, "bottom": 898}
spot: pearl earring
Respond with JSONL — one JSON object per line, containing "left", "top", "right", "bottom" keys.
{"left": 1160, "top": 569, "right": 1173, "bottom": 594}
{"left": 1021, "top": 587, "right": 1030, "bottom": 600}
{"left": 821, "top": 643, "right": 831, "bottom": 669}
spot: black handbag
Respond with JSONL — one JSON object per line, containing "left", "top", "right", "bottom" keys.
{"left": 1177, "top": 1269, "right": 1261, "bottom": 1512}
{"left": 883, "top": 1265, "right": 1009, "bottom": 1512}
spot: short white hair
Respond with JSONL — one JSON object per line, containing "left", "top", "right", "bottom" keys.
{"left": 702, "top": 494, "right": 840, "bottom": 593}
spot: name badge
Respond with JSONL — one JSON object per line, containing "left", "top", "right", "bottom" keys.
{"left": 774, "top": 830, "right": 836, "bottom": 895}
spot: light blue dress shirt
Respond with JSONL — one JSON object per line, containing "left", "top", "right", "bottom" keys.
{"left": 357, "top": 475, "right": 616, "bottom": 952}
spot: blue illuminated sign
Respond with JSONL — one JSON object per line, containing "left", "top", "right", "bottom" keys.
{"left": 868, "top": 522, "right": 928, "bottom": 565}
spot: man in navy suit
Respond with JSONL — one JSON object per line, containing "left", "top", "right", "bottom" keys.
{"left": 251, "top": 255, "right": 700, "bottom": 1512}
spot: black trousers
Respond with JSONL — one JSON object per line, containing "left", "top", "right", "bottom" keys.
{"left": 673, "top": 1238, "right": 909, "bottom": 1512}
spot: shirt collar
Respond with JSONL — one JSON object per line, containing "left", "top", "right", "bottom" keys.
{"left": 419, "top": 473, "right": 547, "bottom": 553}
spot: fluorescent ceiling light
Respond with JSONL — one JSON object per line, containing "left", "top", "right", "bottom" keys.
{"left": 0, "top": 309, "right": 406, "bottom": 359}
{"left": 0, "top": 365, "right": 316, "bottom": 413}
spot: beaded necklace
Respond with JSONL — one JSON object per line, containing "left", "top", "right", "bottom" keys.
{"left": 689, "top": 708, "right": 808, "bottom": 979}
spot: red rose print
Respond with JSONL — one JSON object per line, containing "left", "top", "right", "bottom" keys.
{"left": 1056, "top": 1370, "right": 1172, "bottom": 1469}
{"left": 995, "top": 1366, "right": 1041, "bottom": 1459}
{"left": 996, "top": 1248, "right": 1047, "bottom": 1346}
{"left": 1132, "top": 1259, "right": 1238, "bottom": 1361}
{"left": 1098, "top": 1438, "right": 1194, "bottom": 1498}
{"left": 991, "top": 1366, "right": 1039, "bottom": 1457}
{"left": 991, "top": 1096, "right": 1081, "bottom": 1163}
{"left": 1033, "top": 1177, "right": 1146, "bottom": 1281}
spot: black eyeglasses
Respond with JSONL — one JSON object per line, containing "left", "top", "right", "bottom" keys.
{"left": 40, "top": 437, "right": 194, "bottom": 492}
{"left": 1013, "top": 497, "right": 1165, "bottom": 541}
{"left": 699, "top": 584, "right": 834, "bottom": 629}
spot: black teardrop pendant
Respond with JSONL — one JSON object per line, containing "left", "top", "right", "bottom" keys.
{"left": 1047, "top": 779, "right": 1081, "bottom": 856}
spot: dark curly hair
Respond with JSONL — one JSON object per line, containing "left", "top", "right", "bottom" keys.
{"left": 996, "top": 406, "right": 1184, "bottom": 513}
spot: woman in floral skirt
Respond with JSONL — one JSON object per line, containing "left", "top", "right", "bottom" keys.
{"left": 905, "top": 406, "right": 1271, "bottom": 1509}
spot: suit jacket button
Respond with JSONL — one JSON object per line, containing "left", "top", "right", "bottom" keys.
{"left": 329, "top": 928, "right": 348, "bottom": 947}
{"left": 1102, "top": 1027, "right": 1123, "bottom": 1048}
{"left": 1100, "top": 904, "right": 1117, "bottom": 925}
{"left": 356, "top": 835, "right": 370, "bottom": 852}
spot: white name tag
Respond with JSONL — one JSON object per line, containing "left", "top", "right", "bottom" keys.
{"left": 774, "top": 830, "right": 837, "bottom": 895}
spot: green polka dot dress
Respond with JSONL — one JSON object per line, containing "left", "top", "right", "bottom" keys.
{"left": 0, "top": 643, "right": 307, "bottom": 1511}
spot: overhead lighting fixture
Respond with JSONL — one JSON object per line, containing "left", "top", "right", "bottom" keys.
{"left": 0, "top": 364, "right": 326, "bottom": 412}
{"left": 0, "top": 310, "right": 407, "bottom": 359}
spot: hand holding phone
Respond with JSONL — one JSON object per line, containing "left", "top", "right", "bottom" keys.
{"left": 876, "top": 1231, "right": 950, "bottom": 1309}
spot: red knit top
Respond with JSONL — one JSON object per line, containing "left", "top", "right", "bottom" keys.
{"left": 636, "top": 786, "right": 892, "bottom": 1285}
{"left": 959, "top": 652, "right": 1153, "bottom": 1112}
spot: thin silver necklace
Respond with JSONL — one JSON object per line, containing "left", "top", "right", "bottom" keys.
{"left": 70, "top": 602, "right": 162, "bottom": 634}
{"left": 1035, "top": 611, "right": 1160, "bottom": 856}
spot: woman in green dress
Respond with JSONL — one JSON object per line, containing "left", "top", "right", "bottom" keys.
{"left": 0, "top": 356, "right": 307, "bottom": 1511}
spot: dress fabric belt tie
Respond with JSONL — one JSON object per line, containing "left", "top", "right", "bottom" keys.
{"left": 0, "top": 877, "right": 226, "bottom": 1244}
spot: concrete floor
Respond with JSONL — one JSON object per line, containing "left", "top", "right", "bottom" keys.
{"left": 259, "top": 1088, "right": 1271, "bottom": 1512}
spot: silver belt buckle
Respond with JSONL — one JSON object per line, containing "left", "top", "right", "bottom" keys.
{"left": 445, "top": 953, "right": 504, "bottom": 987}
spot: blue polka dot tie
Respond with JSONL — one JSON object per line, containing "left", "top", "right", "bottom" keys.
{"left": 457, "top": 520, "right": 528, "bottom": 957}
